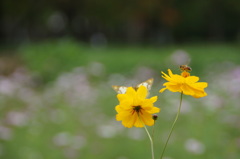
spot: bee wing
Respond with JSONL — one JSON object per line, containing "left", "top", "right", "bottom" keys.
{"left": 112, "top": 85, "right": 128, "bottom": 94}
{"left": 136, "top": 78, "right": 154, "bottom": 91}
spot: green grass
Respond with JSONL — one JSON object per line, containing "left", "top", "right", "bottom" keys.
{"left": 18, "top": 39, "right": 240, "bottom": 84}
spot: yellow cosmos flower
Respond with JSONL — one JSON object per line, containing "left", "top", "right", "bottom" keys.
{"left": 159, "top": 69, "right": 208, "bottom": 98}
{"left": 115, "top": 86, "right": 160, "bottom": 128}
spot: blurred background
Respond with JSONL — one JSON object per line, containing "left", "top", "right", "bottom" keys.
{"left": 1, "top": 0, "right": 240, "bottom": 44}
{"left": 0, "top": 0, "right": 240, "bottom": 159}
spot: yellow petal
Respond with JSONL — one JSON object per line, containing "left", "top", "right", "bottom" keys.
{"left": 163, "top": 81, "right": 178, "bottom": 86}
{"left": 140, "top": 100, "right": 153, "bottom": 109}
{"left": 125, "top": 87, "right": 136, "bottom": 98}
{"left": 171, "top": 74, "right": 184, "bottom": 83}
{"left": 137, "top": 85, "right": 148, "bottom": 99}
{"left": 116, "top": 110, "right": 130, "bottom": 121}
{"left": 115, "top": 105, "right": 122, "bottom": 113}
{"left": 140, "top": 111, "right": 154, "bottom": 126}
{"left": 186, "top": 76, "right": 199, "bottom": 83}
{"left": 181, "top": 84, "right": 195, "bottom": 96}
{"left": 159, "top": 87, "right": 167, "bottom": 93}
{"left": 147, "top": 107, "right": 160, "bottom": 114}
{"left": 168, "top": 69, "right": 173, "bottom": 77}
{"left": 117, "top": 94, "right": 127, "bottom": 102}
{"left": 194, "top": 82, "right": 208, "bottom": 88}
{"left": 116, "top": 109, "right": 129, "bottom": 120}
{"left": 161, "top": 71, "right": 171, "bottom": 81}
{"left": 185, "top": 83, "right": 207, "bottom": 98}
{"left": 192, "top": 91, "right": 207, "bottom": 98}
{"left": 134, "top": 116, "right": 144, "bottom": 127}
{"left": 122, "top": 112, "right": 138, "bottom": 128}
{"left": 117, "top": 90, "right": 133, "bottom": 106}
{"left": 166, "top": 84, "right": 182, "bottom": 92}
{"left": 116, "top": 114, "right": 122, "bottom": 121}
{"left": 149, "top": 96, "right": 158, "bottom": 103}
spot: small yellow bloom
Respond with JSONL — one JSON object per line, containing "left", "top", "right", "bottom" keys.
{"left": 160, "top": 69, "right": 208, "bottom": 98}
{"left": 115, "top": 86, "right": 160, "bottom": 128}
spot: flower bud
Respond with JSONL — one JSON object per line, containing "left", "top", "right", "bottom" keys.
{"left": 152, "top": 114, "right": 158, "bottom": 121}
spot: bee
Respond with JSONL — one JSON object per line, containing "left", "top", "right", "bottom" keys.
{"left": 179, "top": 65, "right": 192, "bottom": 72}
{"left": 112, "top": 78, "right": 153, "bottom": 94}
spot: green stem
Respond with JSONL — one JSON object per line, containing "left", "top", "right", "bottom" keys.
{"left": 139, "top": 115, "right": 155, "bottom": 159}
{"left": 152, "top": 121, "right": 155, "bottom": 142}
{"left": 143, "top": 124, "right": 155, "bottom": 159}
{"left": 160, "top": 92, "right": 183, "bottom": 159}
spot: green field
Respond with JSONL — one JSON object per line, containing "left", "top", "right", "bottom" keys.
{"left": 0, "top": 39, "right": 240, "bottom": 159}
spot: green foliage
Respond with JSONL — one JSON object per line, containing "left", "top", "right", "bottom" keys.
{"left": 19, "top": 39, "right": 240, "bottom": 84}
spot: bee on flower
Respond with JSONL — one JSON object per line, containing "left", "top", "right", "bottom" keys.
{"left": 159, "top": 66, "right": 208, "bottom": 98}
{"left": 179, "top": 65, "right": 192, "bottom": 72}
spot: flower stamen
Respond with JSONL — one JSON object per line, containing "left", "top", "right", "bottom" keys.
{"left": 132, "top": 105, "right": 142, "bottom": 115}
{"left": 133, "top": 105, "right": 141, "bottom": 112}
{"left": 181, "top": 71, "right": 190, "bottom": 78}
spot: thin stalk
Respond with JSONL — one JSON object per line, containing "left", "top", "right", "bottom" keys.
{"left": 152, "top": 121, "right": 155, "bottom": 141}
{"left": 160, "top": 92, "right": 183, "bottom": 159}
{"left": 139, "top": 116, "right": 155, "bottom": 159}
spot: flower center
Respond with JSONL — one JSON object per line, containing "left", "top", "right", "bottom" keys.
{"left": 181, "top": 71, "right": 190, "bottom": 78}
{"left": 133, "top": 105, "right": 142, "bottom": 114}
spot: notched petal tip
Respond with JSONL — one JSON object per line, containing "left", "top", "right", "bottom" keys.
{"left": 150, "top": 96, "right": 158, "bottom": 103}
{"left": 161, "top": 71, "right": 168, "bottom": 78}
{"left": 193, "top": 91, "right": 208, "bottom": 98}
{"left": 167, "top": 69, "right": 173, "bottom": 75}
{"left": 117, "top": 94, "right": 125, "bottom": 100}
{"left": 116, "top": 114, "right": 122, "bottom": 121}
{"left": 159, "top": 87, "right": 167, "bottom": 93}
{"left": 137, "top": 85, "right": 148, "bottom": 98}
{"left": 126, "top": 87, "right": 136, "bottom": 94}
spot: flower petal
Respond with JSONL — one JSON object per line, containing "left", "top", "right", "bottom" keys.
{"left": 137, "top": 85, "right": 148, "bottom": 99}
{"left": 168, "top": 69, "right": 173, "bottom": 77}
{"left": 186, "top": 76, "right": 199, "bottom": 83}
{"left": 193, "top": 82, "right": 208, "bottom": 89}
{"left": 140, "top": 111, "right": 154, "bottom": 126}
{"left": 115, "top": 105, "right": 122, "bottom": 113}
{"left": 125, "top": 87, "right": 136, "bottom": 98}
{"left": 166, "top": 84, "right": 182, "bottom": 92}
{"left": 159, "top": 87, "right": 167, "bottom": 93}
{"left": 181, "top": 84, "right": 195, "bottom": 96}
{"left": 134, "top": 116, "right": 144, "bottom": 127}
{"left": 149, "top": 96, "right": 158, "bottom": 103}
{"left": 122, "top": 112, "right": 138, "bottom": 128}
{"left": 161, "top": 71, "right": 171, "bottom": 81}
{"left": 192, "top": 92, "right": 207, "bottom": 98}
{"left": 117, "top": 94, "right": 126, "bottom": 101}
{"left": 146, "top": 107, "right": 160, "bottom": 114}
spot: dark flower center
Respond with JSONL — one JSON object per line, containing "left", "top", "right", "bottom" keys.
{"left": 133, "top": 105, "right": 142, "bottom": 113}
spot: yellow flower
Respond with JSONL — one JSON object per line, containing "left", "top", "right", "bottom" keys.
{"left": 115, "top": 86, "right": 160, "bottom": 128}
{"left": 159, "top": 69, "right": 208, "bottom": 98}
